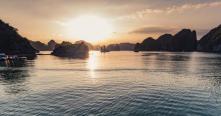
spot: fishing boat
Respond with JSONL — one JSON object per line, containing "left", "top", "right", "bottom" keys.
{"left": 8, "top": 55, "right": 27, "bottom": 60}
{"left": 0, "top": 53, "right": 27, "bottom": 61}
{"left": 100, "top": 46, "right": 110, "bottom": 53}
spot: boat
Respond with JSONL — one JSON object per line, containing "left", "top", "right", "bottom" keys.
{"left": 100, "top": 46, "right": 110, "bottom": 53}
{"left": 0, "top": 54, "right": 27, "bottom": 61}
{"left": 8, "top": 55, "right": 17, "bottom": 60}
{"left": 8, "top": 55, "right": 27, "bottom": 60}
{"left": 0, "top": 53, "right": 7, "bottom": 61}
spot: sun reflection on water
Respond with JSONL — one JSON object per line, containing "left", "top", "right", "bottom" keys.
{"left": 87, "top": 51, "right": 99, "bottom": 79}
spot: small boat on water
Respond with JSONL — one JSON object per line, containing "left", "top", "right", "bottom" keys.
{"left": 100, "top": 46, "right": 110, "bottom": 53}
{"left": 0, "top": 53, "right": 27, "bottom": 61}
{"left": 8, "top": 55, "right": 27, "bottom": 60}
{"left": 8, "top": 55, "right": 17, "bottom": 60}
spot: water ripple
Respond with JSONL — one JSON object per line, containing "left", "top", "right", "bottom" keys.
{"left": 0, "top": 52, "right": 221, "bottom": 115}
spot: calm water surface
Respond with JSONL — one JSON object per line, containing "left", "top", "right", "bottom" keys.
{"left": 0, "top": 51, "right": 221, "bottom": 116}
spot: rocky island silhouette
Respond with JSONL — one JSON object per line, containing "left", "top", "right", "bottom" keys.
{"left": 51, "top": 41, "right": 89, "bottom": 58}
{"left": 0, "top": 20, "right": 38, "bottom": 56}
{"left": 0, "top": 19, "right": 221, "bottom": 58}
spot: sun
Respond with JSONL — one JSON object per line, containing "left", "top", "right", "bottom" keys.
{"left": 67, "top": 15, "right": 114, "bottom": 43}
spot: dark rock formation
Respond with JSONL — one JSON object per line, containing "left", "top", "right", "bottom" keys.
{"left": 0, "top": 19, "right": 38, "bottom": 55}
{"left": 156, "top": 34, "right": 173, "bottom": 51}
{"left": 139, "top": 37, "right": 159, "bottom": 51}
{"left": 172, "top": 29, "right": 197, "bottom": 51}
{"left": 135, "top": 29, "right": 197, "bottom": 52}
{"left": 48, "top": 40, "right": 57, "bottom": 50}
{"left": 30, "top": 40, "right": 58, "bottom": 51}
{"left": 198, "top": 25, "right": 221, "bottom": 52}
{"left": 52, "top": 42, "right": 89, "bottom": 58}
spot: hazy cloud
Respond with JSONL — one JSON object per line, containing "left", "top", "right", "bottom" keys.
{"left": 130, "top": 26, "right": 177, "bottom": 34}
{"left": 118, "top": 1, "right": 221, "bottom": 20}
{"left": 130, "top": 26, "right": 210, "bottom": 39}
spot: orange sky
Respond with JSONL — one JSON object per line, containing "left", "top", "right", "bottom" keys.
{"left": 0, "top": 0, "right": 221, "bottom": 44}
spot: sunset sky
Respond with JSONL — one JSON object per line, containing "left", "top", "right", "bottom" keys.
{"left": 1, "top": 0, "right": 221, "bottom": 44}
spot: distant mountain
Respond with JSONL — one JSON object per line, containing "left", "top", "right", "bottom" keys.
{"left": 135, "top": 29, "right": 197, "bottom": 52}
{"left": 198, "top": 25, "right": 221, "bottom": 52}
{"left": 0, "top": 19, "right": 37, "bottom": 55}
{"left": 119, "top": 43, "right": 135, "bottom": 51}
{"left": 30, "top": 40, "right": 57, "bottom": 51}
{"left": 30, "top": 40, "right": 58, "bottom": 51}
{"left": 107, "top": 44, "right": 120, "bottom": 51}
{"left": 30, "top": 41, "right": 50, "bottom": 51}
{"left": 105, "top": 43, "right": 135, "bottom": 51}
{"left": 31, "top": 40, "right": 95, "bottom": 51}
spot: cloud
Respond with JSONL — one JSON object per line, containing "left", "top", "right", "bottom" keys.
{"left": 130, "top": 26, "right": 177, "bottom": 34}
{"left": 117, "top": 1, "right": 221, "bottom": 20}
{"left": 2, "top": 0, "right": 221, "bottom": 21}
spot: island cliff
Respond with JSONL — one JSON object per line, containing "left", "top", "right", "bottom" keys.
{"left": 197, "top": 25, "right": 221, "bottom": 52}
{"left": 30, "top": 40, "right": 57, "bottom": 51}
{"left": 52, "top": 41, "right": 89, "bottom": 58}
{"left": 0, "top": 20, "right": 38, "bottom": 55}
{"left": 134, "top": 29, "right": 197, "bottom": 52}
